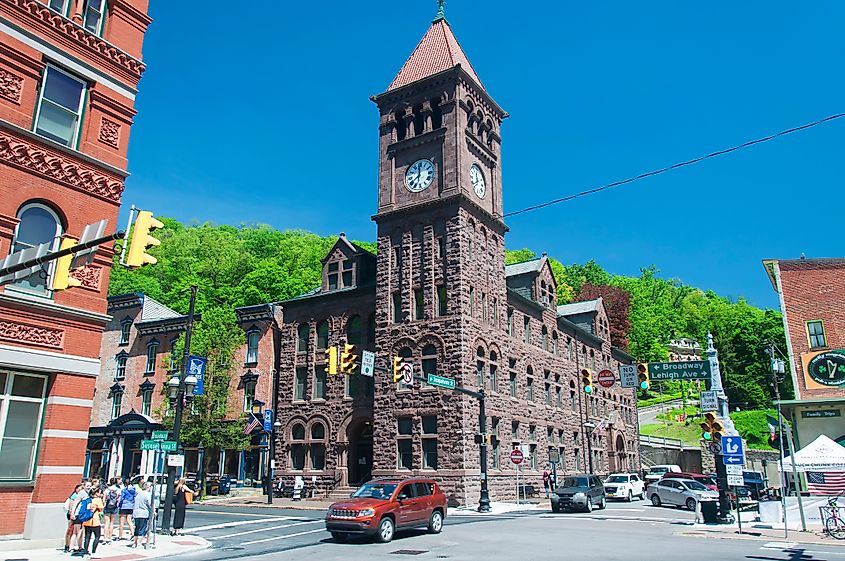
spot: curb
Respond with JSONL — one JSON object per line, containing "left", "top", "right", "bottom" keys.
{"left": 678, "top": 527, "right": 845, "bottom": 548}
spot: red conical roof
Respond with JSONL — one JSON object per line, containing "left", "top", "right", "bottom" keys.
{"left": 387, "top": 19, "right": 483, "bottom": 91}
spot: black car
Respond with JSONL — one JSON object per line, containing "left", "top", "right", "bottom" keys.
{"left": 550, "top": 474, "right": 606, "bottom": 513}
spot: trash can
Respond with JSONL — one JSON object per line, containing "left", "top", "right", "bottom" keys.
{"left": 701, "top": 500, "right": 719, "bottom": 524}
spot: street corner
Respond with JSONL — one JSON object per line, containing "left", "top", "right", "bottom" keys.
{"left": 678, "top": 524, "right": 845, "bottom": 549}
{"left": 92, "top": 534, "right": 210, "bottom": 561}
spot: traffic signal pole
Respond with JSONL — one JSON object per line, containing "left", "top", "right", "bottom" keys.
{"left": 713, "top": 452, "right": 733, "bottom": 522}
{"left": 0, "top": 230, "right": 124, "bottom": 280}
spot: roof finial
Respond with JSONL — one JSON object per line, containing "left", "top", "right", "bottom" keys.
{"left": 433, "top": 0, "right": 447, "bottom": 23}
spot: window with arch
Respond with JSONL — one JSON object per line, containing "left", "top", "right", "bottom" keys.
{"left": 489, "top": 351, "right": 498, "bottom": 392}
{"left": 144, "top": 340, "right": 158, "bottom": 374}
{"left": 290, "top": 423, "right": 306, "bottom": 470}
{"left": 297, "top": 324, "right": 309, "bottom": 352}
{"left": 552, "top": 332, "right": 559, "bottom": 356}
{"left": 421, "top": 344, "right": 438, "bottom": 377}
{"left": 246, "top": 330, "right": 260, "bottom": 364}
{"left": 541, "top": 326, "right": 549, "bottom": 352}
{"left": 346, "top": 316, "right": 362, "bottom": 346}
{"left": 10, "top": 203, "right": 63, "bottom": 293}
{"left": 119, "top": 318, "right": 132, "bottom": 345}
{"left": 141, "top": 387, "right": 153, "bottom": 417}
{"left": 476, "top": 347, "right": 485, "bottom": 388}
{"left": 310, "top": 422, "right": 327, "bottom": 470}
{"left": 114, "top": 353, "right": 127, "bottom": 381}
{"left": 316, "top": 321, "right": 329, "bottom": 350}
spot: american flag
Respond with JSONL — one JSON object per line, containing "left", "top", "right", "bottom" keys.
{"left": 244, "top": 414, "right": 261, "bottom": 435}
{"left": 807, "top": 472, "right": 845, "bottom": 495}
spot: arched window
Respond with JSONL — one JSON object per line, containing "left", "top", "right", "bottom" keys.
{"left": 11, "top": 203, "right": 62, "bottom": 293}
{"left": 316, "top": 321, "right": 329, "bottom": 350}
{"left": 552, "top": 332, "right": 559, "bottom": 356}
{"left": 346, "top": 315, "right": 362, "bottom": 346}
{"left": 394, "top": 109, "right": 406, "bottom": 141}
{"left": 297, "top": 324, "right": 309, "bottom": 352}
{"left": 310, "top": 422, "right": 326, "bottom": 470}
{"left": 489, "top": 351, "right": 498, "bottom": 392}
{"left": 144, "top": 340, "right": 159, "bottom": 374}
{"left": 290, "top": 423, "right": 306, "bottom": 470}
{"left": 476, "top": 346, "right": 485, "bottom": 388}
{"left": 541, "top": 326, "right": 549, "bottom": 352}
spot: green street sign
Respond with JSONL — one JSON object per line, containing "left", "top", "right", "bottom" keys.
{"left": 151, "top": 431, "right": 169, "bottom": 441}
{"left": 648, "top": 360, "right": 711, "bottom": 381}
{"left": 160, "top": 440, "right": 177, "bottom": 452}
{"left": 427, "top": 373, "right": 456, "bottom": 390}
{"left": 140, "top": 440, "right": 160, "bottom": 451}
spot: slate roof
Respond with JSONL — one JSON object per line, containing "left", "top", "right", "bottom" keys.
{"left": 388, "top": 19, "right": 483, "bottom": 91}
{"left": 140, "top": 296, "right": 180, "bottom": 322}
{"left": 556, "top": 298, "right": 602, "bottom": 317}
{"left": 504, "top": 257, "right": 545, "bottom": 277}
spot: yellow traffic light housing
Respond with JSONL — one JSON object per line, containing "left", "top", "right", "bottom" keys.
{"left": 701, "top": 411, "right": 724, "bottom": 441}
{"left": 581, "top": 368, "right": 593, "bottom": 394}
{"left": 637, "top": 363, "right": 650, "bottom": 390}
{"left": 393, "top": 356, "right": 404, "bottom": 383}
{"left": 125, "top": 211, "right": 164, "bottom": 267}
{"left": 51, "top": 237, "right": 82, "bottom": 291}
{"left": 340, "top": 343, "right": 358, "bottom": 374}
{"left": 325, "top": 346, "right": 338, "bottom": 375}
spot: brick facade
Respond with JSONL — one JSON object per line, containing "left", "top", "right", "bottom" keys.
{"left": 0, "top": 0, "right": 150, "bottom": 539}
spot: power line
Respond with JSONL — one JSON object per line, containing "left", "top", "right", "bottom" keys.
{"left": 500, "top": 112, "right": 845, "bottom": 220}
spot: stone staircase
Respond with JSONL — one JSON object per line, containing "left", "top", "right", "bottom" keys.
{"left": 324, "top": 486, "right": 356, "bottom": 501}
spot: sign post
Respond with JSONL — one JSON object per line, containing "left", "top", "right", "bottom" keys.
{"left": 511, "top": 449, "right": 524, "bottom": 504}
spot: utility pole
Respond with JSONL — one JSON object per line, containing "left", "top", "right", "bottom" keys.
{"left": 161, "top": 285, "right": 198, "bottom": 534}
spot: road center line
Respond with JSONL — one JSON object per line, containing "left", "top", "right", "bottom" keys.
{"left": 188, "top": 517, "right": 297, "bottom": 533}
{"left": 210, "top": 520, "right": 323, "bottom": 540}
{"left": 242, "top": 528, "right": 326, "bottom": 546}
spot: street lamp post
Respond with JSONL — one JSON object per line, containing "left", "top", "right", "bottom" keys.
{"left": 160, "top": 285, "right": 198, "bottom": 534}
{"left": 584, "top": 421, "right": 595, "bottom": 473}
{"left": 268, "top": 419, "right": 281, "bottom": 504}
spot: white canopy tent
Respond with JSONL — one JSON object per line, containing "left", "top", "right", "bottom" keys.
{"left": 780, "top": 434, "right": 845, "bottom": 472}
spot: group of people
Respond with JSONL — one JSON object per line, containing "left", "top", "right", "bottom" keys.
{"left": 63, "top": 476, "right": 193, "bottom": 557}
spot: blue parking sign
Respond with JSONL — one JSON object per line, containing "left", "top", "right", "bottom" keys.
{"left": 721, "top": 436, "right": 745, "bottom": 465}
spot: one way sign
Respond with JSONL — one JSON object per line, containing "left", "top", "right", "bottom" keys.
{"left": 721, "top": 436, "right": 745, "bottom": 466}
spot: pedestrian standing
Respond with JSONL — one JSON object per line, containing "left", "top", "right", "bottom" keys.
{"left": 69, "top": 481, "right": 92, "bottom": 553}
{"left": 102, "top": 478, "right": 120, "bottom": 544}
{"left": 132, "top": 482, "right": 152, "bottom": 549}
{"left": 117, "top": 477, "right": 135, "bottom": 540}
{"left": 543, "top": 469, "right": 551, "bottom": 498}
{"left": 171, "top": 478, "right": 191, "bottom": 536}
{"left": 63, "top": 484, "right": 83, "bottom": 553}
{"left": 76, "top": 488, "right": 104, "bottom": 558}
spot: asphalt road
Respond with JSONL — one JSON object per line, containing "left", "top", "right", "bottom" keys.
{"left": 169, "top": 498, "right": 845, "bottom": 561}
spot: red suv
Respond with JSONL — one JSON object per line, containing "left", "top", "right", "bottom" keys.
{"left": 325, "top": 478, "right": 447, "bottom": 543}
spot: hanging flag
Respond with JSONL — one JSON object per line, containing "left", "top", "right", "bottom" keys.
{"left": 807, "top": 472, "right": 845, "bottom": 495}
{"left": 244, "top": 414, "right": 261, "bottom": 435}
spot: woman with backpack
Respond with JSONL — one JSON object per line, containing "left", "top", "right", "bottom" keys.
{"left": 101, "top": 478, "right": 121, "bottom": 544}
{"left": 116, "top": 477, "right": 135, "bottom": 540}
{"left": 75, "top": 488, "right": 104, "bottom": 558}
{"left": 63, "top": 484, "right": 84, "bottom": 554}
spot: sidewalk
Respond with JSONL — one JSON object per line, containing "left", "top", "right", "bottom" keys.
{"left": 681, "top": 523, "right": 843, "bottom": 548}
{"left": 0, "top": 534, "right": 209, "bottom": 561}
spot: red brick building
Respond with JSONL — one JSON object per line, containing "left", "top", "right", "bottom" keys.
{"left": 764, "top": 257, "right": 845, "bottom": 448}
{"left": 0, "top": 0, "right": 150, "bottom": 539}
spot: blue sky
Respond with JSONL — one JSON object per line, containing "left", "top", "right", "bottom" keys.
{"left": 125, "top": 1, "right": 844, "bottom": 309}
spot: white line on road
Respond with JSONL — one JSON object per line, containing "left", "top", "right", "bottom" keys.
{"left": 242, "top": 528, "right": 327, "bottom": 546}
{"left": 761, "top": 542, "right": 798, "bottom": 549}
{"left": 188, "top": 517, "right": 299, "bottom": 533}
{"left": 209, "top": 520, "right": 323, "bottom": 540}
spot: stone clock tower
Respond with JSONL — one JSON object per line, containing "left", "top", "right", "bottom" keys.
{"left": 370, "top": 7, "right": 509, "bottom": 500}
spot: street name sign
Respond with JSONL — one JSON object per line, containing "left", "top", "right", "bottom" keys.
{"left": 597, "top": 369, "right": 616, "bottom": 388}
{"left": 140, "top": 439, "right": 159, "bottom": 451}
{"left": 700, "top": 390, "right": 718, "bottom": 412}
{"left": 721, "top": 436, "right": 745, "bottom": 465}
{"left": 427, "top": 373, "right": 456, "bottom": 390}
{"left": 648, "top": 360, "right": 712, "bottom": 381}
{"left": 727, "top": 474, "right": 744, "bottom": 487}
{"left": 151, "top": 430, "right": 169, "bottom": 441}
{"left": 361, "top": 350, "right": 375, "bottom": 377}
{"left": 510, "top": 449, "right": 524, "bottom": 465}
{"left": 619, "top": 365, "right": 637, "bottom": 388}
{"left": 160, "top": 440, "right": 177, "bottom": 452}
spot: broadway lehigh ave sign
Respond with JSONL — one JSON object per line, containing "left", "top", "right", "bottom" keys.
{"left": 648, "top": 360, "right": 712, "bottom": 381}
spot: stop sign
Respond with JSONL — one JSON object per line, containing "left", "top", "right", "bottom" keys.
{"left": 510, "top": 449, "right": 524, "bottom": 465}
{"left": 597, "top": 369, "right": 616, "bottom": 388}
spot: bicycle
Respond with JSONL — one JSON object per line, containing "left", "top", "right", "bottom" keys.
{"left": 822, "top": 494, "right": 845, "bottom": 539}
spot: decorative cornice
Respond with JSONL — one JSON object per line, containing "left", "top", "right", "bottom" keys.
{"left": 0, "top": 291, "right": 111, "bottom": 325}
{"left": 0, "top": 319, "right": 63, "bottom": 349}
{"left": 0, "top": 129, "right": 124, "bottom": 203}
{"left": 5, "top": 0, "right": 146, "bottom": 80}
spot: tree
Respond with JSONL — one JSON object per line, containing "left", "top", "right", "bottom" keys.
{"left": 575, "top": 283, "right": 631, "bottom": 350}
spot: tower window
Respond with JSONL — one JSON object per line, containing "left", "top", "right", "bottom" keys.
{"left": 392, "top": 292, "right": 402, "bottom": 323}
{"left": 436, "top": 285, "right": 447, "bottom": 317}
{"left": 414, "top": 289, "right": 424, "bottom": 321}
{"left": 394, "top": 109, "right": 406, "bottom": 141}
{"left": 431, "top": 96, "right": 443, "bottom": 129}
{"left": 412, "top": 103, "right": 425, "bottom": 136}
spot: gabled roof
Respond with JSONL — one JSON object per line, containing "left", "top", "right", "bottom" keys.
{"left": 388, "top": 19, "right": 483, "bottom": 92}
{"left": 321, "top": 234, "right": 376, "bottom": 264}
{"left": 505, "top": 257, "right": 545, "bottom": 277}
{"left": 556, "top": 298, "right": 603, "bottom": 318}
{"left": 140, "top": 296, "right": 180, "bottom": 322}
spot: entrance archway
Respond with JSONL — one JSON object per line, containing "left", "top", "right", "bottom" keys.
{"left": 611, "top": 434, "right": 626, "bottom": 472}
{"left": 347, "top": 420, "right": 373, "bottom": 486}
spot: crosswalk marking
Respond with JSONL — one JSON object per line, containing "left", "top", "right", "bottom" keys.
{"left": 242, "top": 528, "right": 327, "bottom": 546}
{"left": 188, "top": 516, "right": 299, "bottom": 533}
{"left": 209, "top": 520, "right": 323, "bottom": 540}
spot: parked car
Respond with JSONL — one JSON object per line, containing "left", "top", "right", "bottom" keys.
{"left": 660, "top": 471, "right": 718, "bottom": 491}
{"left": 644, "top": 465, "right": 682, "bottom": 485}
{"left": 648, "top": 478, "right": 719, "bottom": 511}
{"left": 550, "top": 475, "right": 605, "bottom": 513}
{"left": 325, "top": 478, "right": 447, "bottom": 543}
{"left": 742, "top": 471, "right": 766, "bottom": 500}
{"left": 604, "top": 473, "right": 645, "bottom": 501}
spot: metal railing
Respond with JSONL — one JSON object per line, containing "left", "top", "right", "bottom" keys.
{"left": 639, "top": 434, "right": 685, "bottom": 450}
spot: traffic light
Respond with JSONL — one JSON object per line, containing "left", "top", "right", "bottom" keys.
{"left": 637, "top": 363, "right": 650, "bottom": 390}
{"left": 340, "top": 344, "right": 358, "bottom": 374}
{"left": 474, "top": 434, "right": 499, "bottom": 445}
{"left": 393, "top": 356, "right": 404, "bottom": 383}
{"left": 125, "top": 211, "right": 164, "bottom": 267}
{"left": 50, "top": 237, "right": 82, "bottom": 291}
{"left": 325, "top": 346, "right": 338, "bottom": 375}
{"left": 700, "top": 411, "right": 725, "bottom": 442}
{"left": 581, "top": 368, "right": 593, "bottom": 394}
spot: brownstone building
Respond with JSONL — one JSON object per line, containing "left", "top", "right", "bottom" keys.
{"left": 0, "top": 0, "right": 150, "bottom": 539}
{"left": 267, "top": 13, "right": 639, "bottom": 505}
{"left": 764, "top": 257, "right": 845, "bottom": 449}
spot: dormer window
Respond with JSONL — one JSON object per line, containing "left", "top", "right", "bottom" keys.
{"left": 342, "top": 260, "right": 353, "bottom": 287}
{"left": 328, "top": 262, "right": 339, "bottom": 290}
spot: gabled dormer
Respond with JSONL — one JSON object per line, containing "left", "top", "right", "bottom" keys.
{"left": 556, "top": 297, "right": 609, "bottom": 340}
{"left": 321, "top": 233, "right": 376, "bottom": 293}
{"left": 505, "top": 254, "right": 557, "bottom": 308}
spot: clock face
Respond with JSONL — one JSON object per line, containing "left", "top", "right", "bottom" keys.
{"left": 470, "top": 164, "right": 486, "bottom": 198}
{"left": 405, "top": 159, "right": 435, "bottom": 192}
